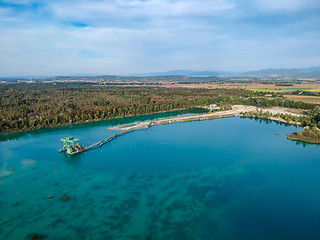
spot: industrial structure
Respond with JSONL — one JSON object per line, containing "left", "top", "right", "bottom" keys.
{"left": 59, "top": 136, "right": 87, "bottom": 155}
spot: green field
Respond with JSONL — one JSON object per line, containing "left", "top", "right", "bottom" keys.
{"left": 281, "top": 88, "right": 310, "bottom": 91}
{"left": 249, "top": 88, "right": 320, "bottom": 93}
{"left": 248, "top": 89, "right": 288, "bottom": 93}
{"left": 305, "top": 88, "right": 320, "bottom": 92}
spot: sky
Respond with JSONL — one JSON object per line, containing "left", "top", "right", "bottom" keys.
{"left": 0, "top": 0, "right": 319, "bottom": 76}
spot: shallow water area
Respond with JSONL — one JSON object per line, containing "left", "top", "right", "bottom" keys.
{"left": 1, "top": 115, "right": 320, "bottom": 240}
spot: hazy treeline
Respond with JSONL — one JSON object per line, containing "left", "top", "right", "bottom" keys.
{"left": 291, "top": 90, "right": 320, "bottom": 96}
{"left": 0, "top": 84, "right": 316, "bottom": 133}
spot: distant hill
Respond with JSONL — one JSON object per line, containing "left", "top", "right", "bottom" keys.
{"left": 128, "top": 67, "right": 320, "bottom": 78}
{"left": 127, "top": 70, "right": 239, "bottom": 77}
{"left": 242, "top": 67, "right": 320, "bottom": 78}
{"left": 2, "top": 67, "right": 319, "bottom": 81}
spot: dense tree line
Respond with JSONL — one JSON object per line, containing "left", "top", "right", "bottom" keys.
{"left": 307, "top": 106, "right": 320, "bottom": 128}
{"left": 291, "top": 90, "right": 320, "bottom": 96}
{"left": 241, "top": 110, "right": 311, "bottom": 126}
{"left": 288, "top": 126, "right": 320, "bottom": 144}
{"left": 0, "top": 84, "right": 317, "bottom": 133}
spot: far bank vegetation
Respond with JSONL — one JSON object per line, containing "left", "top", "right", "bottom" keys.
{"left": 287, "top": 106, "right": 320, "bottom": 143}
{"left": 0, "top": 84, "right": 317, "bottom": 133}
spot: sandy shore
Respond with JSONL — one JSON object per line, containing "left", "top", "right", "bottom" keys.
{"left": 109, "top": 105, "right": 305, "bottom": 131}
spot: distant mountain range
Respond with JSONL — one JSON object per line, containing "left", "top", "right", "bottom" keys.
{"left": 1, "top": 67, "right": 320, "bottom": 81}
{"left": 242, "top": 67, "right": 320, "bottom": 78}
{"left": 127, "top": 70, "right": 240, "bottom": 77}
{"left": 128, "top": 67, "right": 320, "bottom": 78}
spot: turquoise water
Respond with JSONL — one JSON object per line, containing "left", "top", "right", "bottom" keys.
{"left": 1, "top": 115, "right": 320, "bottom": 240}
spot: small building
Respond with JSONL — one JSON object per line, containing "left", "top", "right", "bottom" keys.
{"left": 209, "top": 104, "right": 220, "bottom": 112}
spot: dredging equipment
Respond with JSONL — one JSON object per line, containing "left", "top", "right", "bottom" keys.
{"left": 59, "top": 121, "right": 154, "bottom": 155}
{"left": 59, "top": 136, "right": 87, "bottom": 155}
{"left": 59, "top": 130, "right": 133, "bottom": 155}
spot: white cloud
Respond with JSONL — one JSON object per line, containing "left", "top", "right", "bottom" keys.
{"left": 52, "top": 0, "right": 235, "bottom": 20}
{"left": 0, "top": 16, "right": 227, "bottom": 75}
{"left": 1, "top": 0, "right": 320, "bottom": 76}
{"left": 1, "top": 0, "right": 34, "bottom": 3}
{"left": 0, "top": 7, "right": 13, "bottom": 22}
{"left": 255, "top": 0, "right": 320, "bottom": 11}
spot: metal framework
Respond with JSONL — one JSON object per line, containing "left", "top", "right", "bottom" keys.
{"left": 59, "top": 136, "right": 84, "bottom": 155}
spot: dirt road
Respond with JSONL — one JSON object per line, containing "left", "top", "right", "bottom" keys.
{"left": 109, "top": 105, "right": 305, "bottom": 130}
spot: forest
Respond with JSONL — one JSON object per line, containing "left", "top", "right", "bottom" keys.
{"left": 0, "top": 84, "right": 317, "bottom": 133}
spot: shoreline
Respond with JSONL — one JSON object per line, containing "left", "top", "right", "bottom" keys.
{"left": 287, "top": 133, "right": 320, "bottom": 144}
{"left": 0, "top": 105, "right": 307, "bottom": 140}
{"left": 109, "top": 105, "right": 304, "bottom": 130}
{"left": 0, "top": 107, "right": 204, "bottom": 135}
{"left": 110, "top": 105, "right": 320, "bottom": 144}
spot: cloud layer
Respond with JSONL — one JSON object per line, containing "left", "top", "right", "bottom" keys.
{"left": 0, "top": 0, "right": 319, "bottom": 76}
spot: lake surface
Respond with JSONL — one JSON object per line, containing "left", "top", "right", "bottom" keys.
{"left": 0, "top": 115, "right": 320, "bottom": 240}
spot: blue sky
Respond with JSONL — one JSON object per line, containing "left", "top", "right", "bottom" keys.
{"left": 0, "top": 0, "right": 319, "bottom": 76}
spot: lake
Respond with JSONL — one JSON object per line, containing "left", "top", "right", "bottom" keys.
{"left": 0, "top": 114, "right": 319, "bottom": 240}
